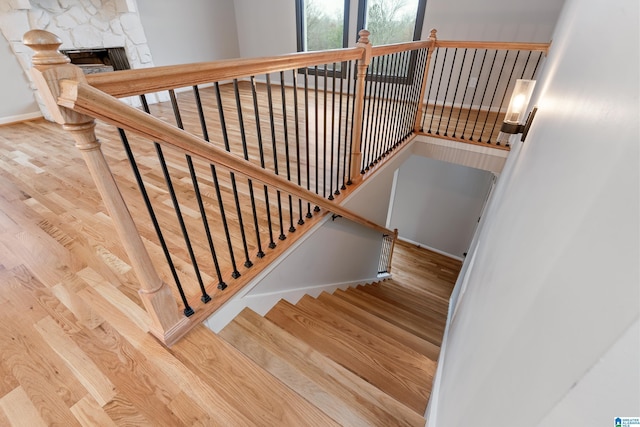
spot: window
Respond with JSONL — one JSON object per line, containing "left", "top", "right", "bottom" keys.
{"left": 356, "top": 0, "right": 427, "bottom": 46}
{"left": 296, "top": 0, "right": 350, "bottom": 52}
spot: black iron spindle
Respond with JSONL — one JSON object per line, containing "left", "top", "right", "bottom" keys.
{"left": 234, "top": 79, "right": 264, "bottom": 259}
{"left": 118, "top": 127, "right": 194, "bottom": 316}
{"left": 265, "top": 74, "right": 287, "bottom": 239}
{"left": 328, "top": 63, "right": 336, "bottom": 200}
{"left": 191, "top": 85, "right": 226, "bottom": 291}
{"left": 423, "top": 47, "right": 440, "bottom": 132}
{"left": 436, "top": 48, "right": 457, "bottom": 135}
{"left": 479, "top": 51, "right": 509, "bottom": 143}
{"left": 342, "top": 60, "right": 353, "bottom": 190}
{"left": 470, "top": 50, "right": 498, "bottom": 141}
{"left": 291, "top": 70, "right": 305, "bottom": 225}
{"left": 249, "top": 76, "right": 276, "bottom": 249}
{"left": 462, "top": 49, "right": 488, "bottom": 140}
{"left": 210, "top": 165, "right": 241, "bottom": 278}
{"left": 313, "top": 66, "right": 320, "bottom": 211}
{"left": 279, "top": 71, "right": 296, "bottom": 232}
{"left": 428, "top": 48, "right": 448, "bottom": 134}
{"left": 489, "top": 50, "right": 520, "bottom": 144}
{"left": 322, "top": 65, "right": 328, "bottom": 197}
{"left": 164, "top": 91, "right": 212, "bottom": 304}
{"left": 334, "top": 61, "right": 345, "bottom": 196}
{"left": 362, "top": 60, "right": 376, "bottom": 171}
{"left": 303, "top": 67, "right": 313, "bottom": 218}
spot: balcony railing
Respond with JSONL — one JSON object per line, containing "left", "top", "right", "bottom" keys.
{"left": 24, "top": 28, "right": 549, "bottom": 345}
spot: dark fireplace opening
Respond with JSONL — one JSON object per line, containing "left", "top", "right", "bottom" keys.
{"left": 61, "top": 47, "right": 131, "bottom": 74}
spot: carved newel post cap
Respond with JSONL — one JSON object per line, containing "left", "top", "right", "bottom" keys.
{"left": 22, "top": 29, "right": 70, "bottom": 66}
{"left": 357, "top": 29, "right": 370, "bottom": 44}
{"left": 429, "top": 29, "right": 437, "bottom": 40}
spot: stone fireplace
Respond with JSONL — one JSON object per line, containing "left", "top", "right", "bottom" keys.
{"left": 0, "top": 0, "right": 160, "bottom": 119}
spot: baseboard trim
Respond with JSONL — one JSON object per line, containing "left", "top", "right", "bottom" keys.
{"left": 397, "top": 237, "right": 464, "bottom": 261}
{"left": 0, "top": 111, "right": 43, "bottom": 125}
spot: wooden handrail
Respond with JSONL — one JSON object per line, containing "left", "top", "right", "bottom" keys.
{"left": 370, "top": 38, "right": 549, "bottom": 58}
{"left": 86, "top": 48, "right": 363, "bottom": 98}
{"left": 57, "top": 79, "right": 394, "bottom": 237}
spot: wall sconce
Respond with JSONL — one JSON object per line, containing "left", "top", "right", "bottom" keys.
{"left": 497, "top": 79, "right": 537, "bottom": 145}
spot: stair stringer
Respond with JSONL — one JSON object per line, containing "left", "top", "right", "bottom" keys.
{"left": 204, "top": 140, "right": 417, "bottom": 333}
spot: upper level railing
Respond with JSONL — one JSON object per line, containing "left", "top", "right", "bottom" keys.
{"left": 24, "top": 28, "right": 549, "bottom": 346}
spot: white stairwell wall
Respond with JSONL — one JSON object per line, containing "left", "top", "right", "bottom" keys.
{"left": 427, "top": 0, "right": 640, "bottom": 425}
{"left": 205, "top": 139, "right": 415, "bottom": 333}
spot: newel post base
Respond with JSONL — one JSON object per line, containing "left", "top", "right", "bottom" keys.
{"left": 24, "top": 29, "right": 190, "bottom": 347}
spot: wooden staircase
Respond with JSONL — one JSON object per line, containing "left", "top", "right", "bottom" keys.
{"left": 216, "top": 279, "right": 451, "bottom": 426}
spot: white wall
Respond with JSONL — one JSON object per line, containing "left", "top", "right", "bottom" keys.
{"left": 233, "top": 0, "right": 296, "bottom": 58}
{"left": 232, "top": 0, "right": 564, "bottom": 60}
{"left": 388, "top": 154, "right": 493, "bottom": 258}
{"left": 0, "top": 22, "right": 39, "bottom": 123}
{"left": 137, "top": 0, "right": 240, "bottom": 65}
{"left": 422, "top": 0, "right": 564, "bottom": 42}
{"left": 430, "top": 0, "right": 639, "bottom": 425}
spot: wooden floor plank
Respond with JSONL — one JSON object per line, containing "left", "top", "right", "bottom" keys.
{"left": 70, "top": 395, "right": 119, "bottom": 427}
{"left": 171, "top": 325, "right": 340, "bottom": 427}
{"left": 221, "top": 308, "right": 426, "bottom": 427}
{"left": 315, "top": 291, "right": 441, "bottom": 360}
{"left": 266, "top": 299, "right": 430, "bottom": 414}
{"left": 0, "top": 386, "right": 49, "bottom": 427}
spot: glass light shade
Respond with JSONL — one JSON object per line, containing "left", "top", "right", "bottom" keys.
{"left": 505, "top": 79, "right": 536, "bottom": 124}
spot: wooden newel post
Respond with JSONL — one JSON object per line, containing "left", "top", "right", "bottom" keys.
{"left": 349, "top": 29, "right": 373, "bottom": 185}
{"left": 23, "top": 30, "right": 190, "bottom": 346}
{"left": 414, "top": 29, "right": 438, "bottom": 133}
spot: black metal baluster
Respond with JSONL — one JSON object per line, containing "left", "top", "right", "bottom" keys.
{"left": 531, "top": 51, "right": 544, "bottom": 78}
{"left": 322, "top": 65, "right": 328, "bottom": 197}
{"left": 328, "top": 63, "right": 336, "bottom": 200}
{"left": 380, "top": 54, "right": 394, "bottom": 156}
{"left": 470, "top": 50, "right": 498, "bottom": 141}
{"left": 213, "top": 83, "right": 242, "bottom": 277}
{"left": 370, "top": 56, "right": 386, "bottom": 165}
{"left": 249, "top": 76, "right": 277, "bottom": 249}
{"left": 118, "top": 127, "right": 194, "bottom": 316}
{"left": 423, "top": 47, "right": 440, "bottom": 132}
{"left": 462, "top": 49, "right": 487, "bottom": 140}
{"left": 210, "top": 165, "right": 241, "bottom": 278}
{"left": 480, "top": 51, "right": 509, "bottom": 143}
{"left": 405, "top": 49, "right": 427, "bottom": 141}
{"left": 265, "top": 74, "right": 287, "bottom": 239}
{"left": 291, "top": 70, "right": 305, "bottom": 225}
{"left": 279, "top": 71, "right": 296, "bottom": 232}
{"left": 192, "top": 85, "right": 226, "bottom": 291}
{"left": 396, "top": 51, "right": 413, "bottom": 142}
{"left": 341, "top": 60, "right": 353, "bottom": 190}
{"left": 401, "top": 51, "right": 419, "bottom": 140}
{"left": 347, "top": 60, "right": 357, "bottom": 185}
{"left": 387, "top": 52, "right": 403, "bottom": 148}
{"left": 234, "top": 79, "right": 264, "bottom": 259}
{"left": 313, "top": 66, "right": 320, "bottom": 211}
{"left": 164, "top": 91, "right": 211, "bottom": 303}
{"left": 334, "top": 62, "right": 345, "bottom": 196}
{"left": 450, "top": 48, "right": 470, "bottom": 138}
{"left": 436, "top": 48, "right": 457, "bottom": 135}
{"left": 362, "top": 61, "right": 375, "bottom": 171}
{"left": 428, "top": 48, "right": 448, "bottom": 135}
{"left": 519, "top": 51, "right": 533, "bottom": 79}
{"left": 489, "top": 51, "right": 520, "bottom": 144}
{"left": 303, "top": 68, "right": 313, "bottom": 218}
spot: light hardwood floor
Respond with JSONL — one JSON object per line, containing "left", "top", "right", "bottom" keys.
{"left": 0, "top": 92, "right": 462, "bottom": 424}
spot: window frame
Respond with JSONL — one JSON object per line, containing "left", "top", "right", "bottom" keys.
{"left": 356, "top": 0, "right": 428, "bottom": 84}
{"left": 295, "top": 0, "right": 351, "bottom": 78}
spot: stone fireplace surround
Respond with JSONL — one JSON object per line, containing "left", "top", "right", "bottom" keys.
{"left": 0, "top": 0, "right": 162, "bottom": 120}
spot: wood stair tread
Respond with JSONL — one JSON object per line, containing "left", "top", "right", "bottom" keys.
{"left": 169, "top": 324, "right": 340, "bottom": 427}
{"left": 373, "top": 279, "right": 450, "bottom": 317}
{"left": 359, "top": 283, "right": 448, "bottom": 326}
{"left": 265, "top": 299, "right": 431, "bottom": 414}
{"left": 334, "top": 288, "right": 443, "bottom": 346}
{"left": 316, "top": 291, "right": 440, "bottom": 360}
{"left": 220, "top": 308, "right": 425, "bottom": 427}
{"left": 297, "top": 294, "right": 437, "bottom": 368}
